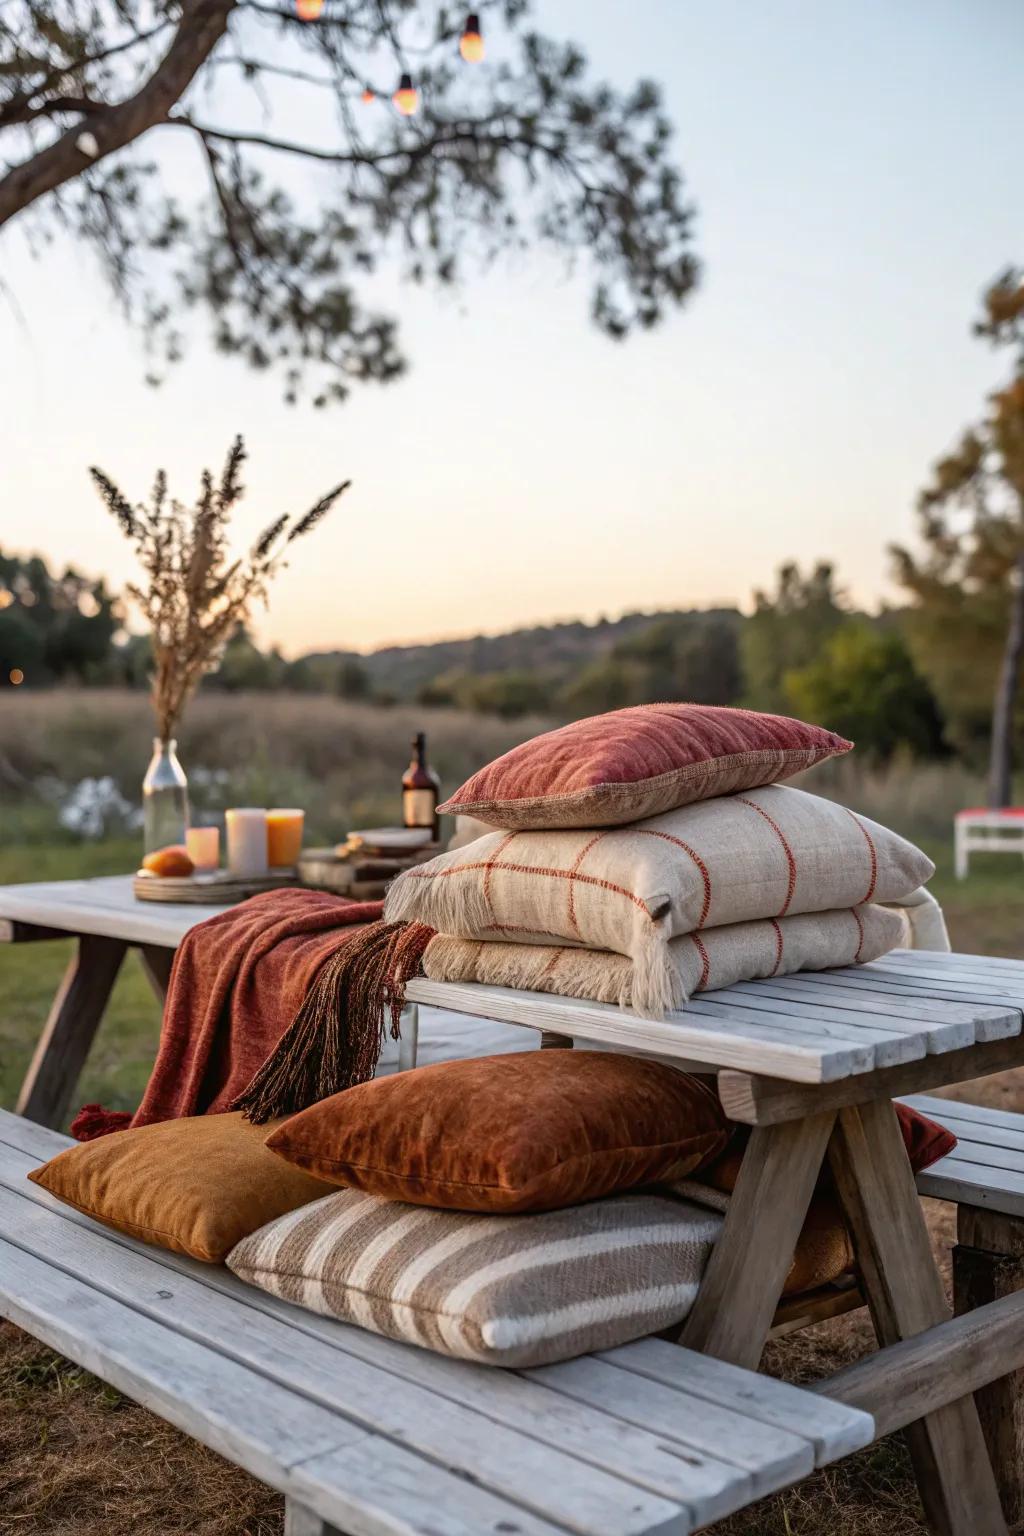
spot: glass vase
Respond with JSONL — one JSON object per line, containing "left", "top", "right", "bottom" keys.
{"left": 142, "top": 737, "right": 190, "bottom": 854}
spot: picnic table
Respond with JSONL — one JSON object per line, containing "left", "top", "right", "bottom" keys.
{"left": 0, "top": 873, "right": 522, "bottom": 1128}
{"left": 5, "top": 873, "right": 1024, "bottom": 1531}
{"left": 408, "top": 950, "right": 1024, "bottom": 1534}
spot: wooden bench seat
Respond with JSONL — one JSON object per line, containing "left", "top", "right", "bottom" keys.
{"left": 0, "top": 1109, "right": 874, "bottom": 1536}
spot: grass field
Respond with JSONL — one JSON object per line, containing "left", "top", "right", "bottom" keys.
{"left": 3, "top": 690, "right": 1024, "bottom": 1534}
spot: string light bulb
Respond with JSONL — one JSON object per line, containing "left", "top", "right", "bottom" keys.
{"left": 459, "top": 12, "right": 484, "bottom": 62}
{"left": 393, "top": 72, "right": 419, "bottom": 115}
{"left": 361, "top": 86, "right": 375, "bottom": 104}
{"left": 296, "top": 0, "right": 323, "bottom": 19}
{"left": 9, "top": 669, "right": 24, "bottom": 686}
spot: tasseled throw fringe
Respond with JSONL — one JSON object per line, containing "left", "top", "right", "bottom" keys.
{"left": 233, "top": 920, "right": 437, "bottom": 1124}
{"left": 71, "top": 1104, "right": 133, "bottom": 1141}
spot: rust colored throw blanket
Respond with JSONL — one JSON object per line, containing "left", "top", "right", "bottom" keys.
{"left": 72, "top": 889, "right": 383, "bottom": 1140}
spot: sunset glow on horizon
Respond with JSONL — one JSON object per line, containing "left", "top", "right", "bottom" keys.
{"left": 2, "top": 0, "right": 1021, "bottom": 659}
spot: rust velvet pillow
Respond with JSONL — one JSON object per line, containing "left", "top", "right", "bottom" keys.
{"left": 438, "top": 702, "right": 852, "bottom": 830}
{"left": 28, "top": 1111, "right": 337, "bottom": 1263}
{"left": 266, "top": 1051, "right": 730, "bottom": 1214}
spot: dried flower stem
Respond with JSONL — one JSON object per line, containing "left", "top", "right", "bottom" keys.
{"left": 90, "top": 436, "right": 349, "bottom": 739}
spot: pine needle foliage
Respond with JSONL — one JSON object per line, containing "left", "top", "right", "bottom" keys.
{"left": 90, "top": 436, "right": 349, "bottom": 739}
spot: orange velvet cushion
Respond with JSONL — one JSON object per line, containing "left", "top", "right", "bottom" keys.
{"left": 439, "top": 703, "right": 851, "bottom": 829}
{"left": 29, "top": 1111, "right": 336, "bottom": 1263}
{"left": 267, "top": 1052, "right": 730, "bottom": 1214}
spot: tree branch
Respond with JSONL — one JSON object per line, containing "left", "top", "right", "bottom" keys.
{"left": 0, "top": 21, "right": 172, "bottom": 131}
{"left": 0, "top": 0, "right": 235, "bottom": 229}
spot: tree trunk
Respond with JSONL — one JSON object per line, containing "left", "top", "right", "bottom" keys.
{"left": 988, "top": 548, "right": 1024, "bottom": 808}
{"left": 0, "top": 0, "right": 235, "bottom": 229}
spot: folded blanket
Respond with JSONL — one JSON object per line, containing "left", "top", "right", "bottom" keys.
{"left": 421, "top": 904, "right": 903, "bottom": 1010}
{"left": 73, "top": 889, "right": 383, "bottom": 1139}
{"left": 386, "top": 784, "right": 932, "bottom": 1017}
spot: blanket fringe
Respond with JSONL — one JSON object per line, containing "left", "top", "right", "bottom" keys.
{"left": 70, "top": 1104, "right": 133, "bottom": 1141}
{"left": 233, "top": 920, "right": 436, "bottom": 1124}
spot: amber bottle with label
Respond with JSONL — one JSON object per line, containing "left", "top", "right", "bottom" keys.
{"left": 402, "top": 732, "right": 441, "bottom": 840}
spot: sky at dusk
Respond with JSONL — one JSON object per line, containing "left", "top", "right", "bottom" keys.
{"left": 2, "top": 0, "right": 1022, "bottom": 657}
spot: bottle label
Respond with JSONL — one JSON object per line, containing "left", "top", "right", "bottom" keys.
{"left": 403, "top": 788, "right": 436, "bottom": 828}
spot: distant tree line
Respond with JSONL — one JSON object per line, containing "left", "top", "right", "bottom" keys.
{"left": 0, "top": 543, "right": 971, "bottom": 766}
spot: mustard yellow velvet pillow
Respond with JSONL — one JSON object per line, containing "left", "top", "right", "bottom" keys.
{"left": 29, "top": 1111, "right": 336, "bottom": 1263}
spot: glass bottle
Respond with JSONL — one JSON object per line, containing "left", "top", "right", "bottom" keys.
{"left": 142, "top": 737, "right": 190, "bottom": 853}
{"left": 402, "top": 732, "right": 441, "bottom": 841}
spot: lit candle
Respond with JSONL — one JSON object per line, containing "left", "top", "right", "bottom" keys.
{"left": 267, "top": 808, "right": 305, "bottom": 868}
{"left": 226, "top": 808, "right": 268, "bottom": 877}
{"left": 186, "top": 825, "right": 220, "bottom": 873}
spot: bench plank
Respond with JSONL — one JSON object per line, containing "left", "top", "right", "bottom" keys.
{"left": 0, "top": 1122, "right": 753, "bottom": 1523}
{"left": 0, "top": 1181, "right": 683, "bottom": 1536}
{"left": 0, "top": 1112, "right": 872, "bottom": 1532}
{"left": 0, "top": 1237, "right": 577, "bottom": 1536}
{"left": 597, "top": 1336, "right": 873, "bottom": 1464}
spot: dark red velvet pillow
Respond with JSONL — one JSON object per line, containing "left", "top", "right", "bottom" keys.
{"left": 894, "top": 1101, "right": 958, "bottom": 1171}
{"left": 439, "top": 703, "right": 852, "bottom": 829}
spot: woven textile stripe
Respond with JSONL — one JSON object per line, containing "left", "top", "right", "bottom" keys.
{"left": 421, "top": 903, "right": 904, "bottom": 1012}
{"left": 386, "top": 784, "right": 932, "bottom": 1017}
{"left": 227, "top": 1189, "right": 723, "bottom": 1367}
{"left": 439, "top": 702, "right": 852, "bottom": 829}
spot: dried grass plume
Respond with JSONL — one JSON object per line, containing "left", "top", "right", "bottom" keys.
{"left": 90, "top": 437, "right": 349, "bottom": 739}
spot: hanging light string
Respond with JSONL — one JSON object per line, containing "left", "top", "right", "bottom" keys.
{"left": 293, "top": 6, "right": 486, "bottom": 117}
{"left": 460, "top": 12, "right": 484, "bottom": 62}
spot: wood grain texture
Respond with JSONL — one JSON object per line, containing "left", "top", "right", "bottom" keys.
{"left": 828, "top": 1098, "right": 1008, "bottom": 1536}
{"left": 954, "top": 1208, "right": 1024, "bottom": 1526}
{"left": 407, "top": 979, "right": 865, "bottom": 1082}
{"left": 597, "top": 1336, "right": 873, "bottom": 1464}
{"left": 0, "top": 874, "right": 231, "bottom": 946}
{"left": 14, "top": 934, "right": 128, "bottom": 1128}
{"left": 719, "top": 1030, "right": 1024, "bottom": 1125}
{"left": 409, "top": 956, "right": 1024, "bottom": 1085}
{"left": 813, "top": 1287, "right": 1024, "bottom": 1439}
{"left": 138, "top": 943, "right": 175, "bottom": 1004}
{"left": 679, "top": 1110, "right": 836, "bottom": 1367}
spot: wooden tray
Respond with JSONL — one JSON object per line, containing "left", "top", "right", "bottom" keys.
{"left": 133, "top": 869, "right": 298, "bottom": 904}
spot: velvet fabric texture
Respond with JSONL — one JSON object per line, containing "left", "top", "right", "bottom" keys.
{"left": 439, "top": 703, "right": 852, "bottom": 830}
{"left": 266, "top": 1051, "right": 730, "bottom": 1213}
{"left": 689, "top": 1102, "right": 958, "bottom": 1295}
{"left": 29, "top": 1111, "right": 336, "bottom": 1263}
{"left": 73, "top": 888, "right": 383, "bottom": 1139}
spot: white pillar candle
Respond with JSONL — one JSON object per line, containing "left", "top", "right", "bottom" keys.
{"left": 226, "top": 808, "right": 268, "bottom": 877}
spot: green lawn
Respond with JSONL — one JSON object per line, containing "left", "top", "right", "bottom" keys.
{"left": 0, "top": 840, "right": 162, "bottom": 1120}
{"left": 2, "top": 833, "right": 1022, "bottom": 1128}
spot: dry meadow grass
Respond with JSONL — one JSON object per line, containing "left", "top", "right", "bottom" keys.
{"left": 2, "top": 689, "right": 1024, "bottom": 1534}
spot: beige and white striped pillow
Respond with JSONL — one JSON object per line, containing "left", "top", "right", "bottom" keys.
{"left": 227, "top": 1189, "right": 722, "bottom": 1368}
{"left": 422, "top": 903, "right": 904, "bottom": 1011}
{"left": 386, "top": 784, "right": 932, "bottom": 1017}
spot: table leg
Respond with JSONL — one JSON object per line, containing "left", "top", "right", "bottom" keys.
{"left": 953, "top": 1208, "right": 1024, "bottom": 1527}
{"left": 284, "top": 1501, "right": 346, "bottom": 1536}
{"left": 397, "top": 1002, "right": 419, "bottom": 1072}
{"left": 15, "top": 935, "right": 128, "bottom": 1130}
{"left": 828, "top": 1098, "right": 1007, "bottom": 1536}
{"left": 138, "top": 943, "right": 175, "bottom": 1005}
{"left": 679, "top": 1109, "right": 836, "bottom": 1367}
